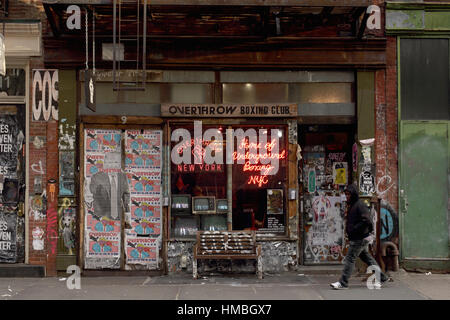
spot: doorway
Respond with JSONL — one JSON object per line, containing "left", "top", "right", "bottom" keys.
{"left": 299, "top": 124, "right": 356, "bottom": 264}
{"left": 81, "top": 126, "right": 163, "bottom": 271}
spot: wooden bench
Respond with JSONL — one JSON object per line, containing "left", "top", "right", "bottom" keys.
{"left": 193, "top": 230, "right": 262, "bottom": 279}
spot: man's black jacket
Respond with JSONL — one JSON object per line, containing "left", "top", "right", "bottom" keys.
{"left": 345, "top": 184, "right": 373, "bottom": 241}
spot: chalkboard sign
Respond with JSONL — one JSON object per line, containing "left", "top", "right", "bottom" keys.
{"left": 0, "top": 209, "right": 17, "bottom": 263}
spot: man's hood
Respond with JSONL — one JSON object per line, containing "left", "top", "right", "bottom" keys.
{"left": 345, "top": 183, "right": 359, "bottom": 205}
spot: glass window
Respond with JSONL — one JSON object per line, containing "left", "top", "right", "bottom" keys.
{"left": 0, "top": 69, "right": 25, "bottom": 97}
{"left": 170, "top": 123, "right": 227, "bottom": 238}
{"left": 169, "top": 123, "right": 288, "bottom": 238}
{"left": 223, "top": 83, "right": 289, "bottom": 103}
{"left": 222, "top": 82, "right": 352, "bottom": 104}
{"left": 81, "top": 83, "right": 214, "bottom": 104}
{"left": 231, "top": 125, "right": 287, "bottom": 234}
{"left": 290, "top": 83, "right": 353, "bottom": 103}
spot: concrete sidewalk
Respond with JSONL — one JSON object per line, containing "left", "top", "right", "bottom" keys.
{"left": 0, "top": 269, "right": 448, "bottom": 300}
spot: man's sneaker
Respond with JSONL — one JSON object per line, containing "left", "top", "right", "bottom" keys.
{"left": 330, "top": 281, "right": 348, "bottom": 290}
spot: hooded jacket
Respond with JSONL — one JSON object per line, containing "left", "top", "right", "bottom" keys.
{"left": 345, "top": 184, "right": 373, "bottom": 241}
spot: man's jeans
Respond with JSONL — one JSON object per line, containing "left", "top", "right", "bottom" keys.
{"left": 339, "top": 239, "right": 388, "bottom": 287}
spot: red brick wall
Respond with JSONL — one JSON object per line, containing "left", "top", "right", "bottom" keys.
{"left": 375, "top": 35, "right": 399, "bottom": 240}
{"left": 28, "top": 58, "right": 59, "bottom": 276}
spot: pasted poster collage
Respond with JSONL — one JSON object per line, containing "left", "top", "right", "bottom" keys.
{"left": 124, "top": 130, "right": 161, "bottom": 267}
{"left": 84, "top": 129, "right": 162, "bottom": 269}
{"left": 84, "top": 129, "right": 123, "bottom": 268}
{"left": 302, "top": 146, "right": 348, "bottom": 264}
{"left": 0, "top": 112, "right": 25, "bottom": 263}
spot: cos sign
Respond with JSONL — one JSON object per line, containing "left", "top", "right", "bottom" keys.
{"left": 32, "top": 70, "right": 58, "bottom": 121}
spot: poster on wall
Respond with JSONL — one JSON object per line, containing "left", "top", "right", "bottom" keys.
{"left": 267, "top": 189, "right": 283, "bottom": 215}
{"left": 84, "top": 129, "right": 124, "bottom": 269}
{"left": 85, "top": 231, "right": 120, "bottom": 258}
{"left": 125, "top": 237, "right": 158, "bottom": 266}
{"left": 0, "top": 209, "right": 17, "bottom": 263}
{"left": 59, "top": 151, "right": 75, "bottom": 196}
{"left": 359, "top": 165, "right": 375, "bottom": 195}
{"left": 0, "top": 114, "right": 20, "bottom": 178}
{"left": 83, "top": 129, "right": 163, "bottom": 269}
{"left": 124, "top": 129, "right": 162, "bottom": 268}
{"left": 332, "top": 162, "right": 348, "bottom": 185}
{"left": 304, "top": 195, "right": 345, "bottom": 263}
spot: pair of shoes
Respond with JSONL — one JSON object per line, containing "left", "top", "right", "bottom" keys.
{"left": 382, "top": 277, "right": 393, "bottom": 283}
{"left": 330, "top": 281, "right": 348, "bottom": 290}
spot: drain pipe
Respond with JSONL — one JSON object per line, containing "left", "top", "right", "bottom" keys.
{"left": 381, "top": 241, "right": 399, "bottom": 272}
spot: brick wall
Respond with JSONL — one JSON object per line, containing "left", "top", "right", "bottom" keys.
{"left": 28, "top": 57, "right": 59, "bottom": 276}
{"left": 375, "top": 35, "right": 399, "bottom": 240}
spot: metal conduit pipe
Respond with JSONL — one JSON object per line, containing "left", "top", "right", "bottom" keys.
{"left": 381, "top": 241, "right": 399, "bottom": 272}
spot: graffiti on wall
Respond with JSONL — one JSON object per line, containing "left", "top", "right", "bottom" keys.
{"left": 58, "top": 198, "right": 76, "bottom": 255}
{"left": 46, "top": 206, "right": 58, "bottom": 256}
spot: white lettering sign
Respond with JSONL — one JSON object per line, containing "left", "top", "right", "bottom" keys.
{"left": 32, "top": 70, "right": 59, "bottom": 121}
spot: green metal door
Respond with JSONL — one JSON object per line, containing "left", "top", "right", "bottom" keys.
{"left": 400, "top": 121, "right": 449, "bottom": 267}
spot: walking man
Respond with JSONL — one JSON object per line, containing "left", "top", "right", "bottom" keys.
{"left": 330, "top": 184, "right": 390, "bottom": 289}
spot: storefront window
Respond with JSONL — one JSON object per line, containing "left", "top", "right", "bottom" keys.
{"left": 0, "top": 69, "right": 25, "bottom": 97}
{"left": 223, "top": 82, "right": 353, "bottom": 104}
{"left": 81, "top": 83, "right": 214, "bottom": 104}
{"left": 169, "top": 123, "right": 288, "bottom": 238}
{"left": 170, "top": 123, "right": 227, "bottom": 238}
{"left": 231, "top": 125, "right": 287, "bottom": 234}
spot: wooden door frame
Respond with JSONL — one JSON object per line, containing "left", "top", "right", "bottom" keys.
{"left": 78, "top": 117, "right": 167, "bottom": 273}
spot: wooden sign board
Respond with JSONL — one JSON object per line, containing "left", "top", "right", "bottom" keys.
{"left": 161, "top": 104, "right": 297, "bottom": 118}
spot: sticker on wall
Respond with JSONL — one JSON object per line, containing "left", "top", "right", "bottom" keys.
{"left": 361, "top": 146, "right": 372, "bottom": 165}
{"left": 332, "top": 162, "right": 347, "bottom": 185}
{"left": 30, "top": 195, "right": 45, "bottom": 221}
{"left": 59, "top": 206, "right": 76, "bottom": 255}
{"left": 59, "top": 152, "right": 75, "bottom": 196}
{"left": 307, "top": 168, "right": 316, "bottom": 193}
{"left": 32, "top": 227, "right": 45, "bottom": 251}
{"left": 359, "top": 165, "right": 375, "bottom": 195}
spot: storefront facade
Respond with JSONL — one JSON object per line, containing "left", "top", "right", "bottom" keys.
{"left": 0, "top": 20, "right": 41, "bottom": 267}
{"left": 386, "top": 1, "right": 450, "bottom": 271}
{"left": 39, "top": 0, "right": 392, "bottom": 275}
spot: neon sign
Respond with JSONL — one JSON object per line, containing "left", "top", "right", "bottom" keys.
{"left": 238, "top": 137, "right": 286, "bottom": 187}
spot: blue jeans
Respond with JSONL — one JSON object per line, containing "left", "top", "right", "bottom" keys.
{"left": 339, "top": 239, "right": 388, "bottom": 287}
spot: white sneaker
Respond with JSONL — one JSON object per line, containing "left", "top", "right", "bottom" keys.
{"left": 330, "top": 281, "right": 348, "bottom": 290}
